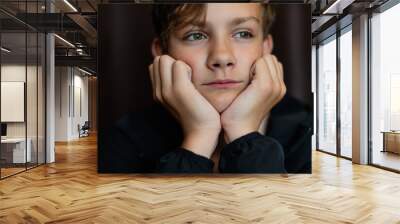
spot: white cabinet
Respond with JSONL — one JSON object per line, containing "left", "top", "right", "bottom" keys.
{"left": 1, "top": 138, "right": 32, "bottom": 163}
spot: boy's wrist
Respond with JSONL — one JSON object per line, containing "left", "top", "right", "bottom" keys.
{"left": 181, "top": 131, "right": 220, "bottom": 159}
{"left": 223, "top": 114, "right": 270, "bottom": 143}
{"left": 224, "top": 127, "right": 257, "bottom": 144}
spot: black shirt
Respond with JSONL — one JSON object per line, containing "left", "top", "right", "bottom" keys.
{"left": 98, "top": 95, "right": 312, "bottom": 173}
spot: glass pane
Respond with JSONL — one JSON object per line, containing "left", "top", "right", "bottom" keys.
{"left": 318, "top": 36, "right": 337, "bottom": 154}
{"left": 1, "top": 31, "right": 27, "bottom": 177}
{"left": 38, "top": 32, "right": 45, "bottom": 165}
{"left": 27, "top": 31, "right": 38, "bottom": 169}
{"left": 340, "top": 29, "right": 352, "bottom": 158}
{"left": 371, "top": 3, "right": 400, "bottom": 171}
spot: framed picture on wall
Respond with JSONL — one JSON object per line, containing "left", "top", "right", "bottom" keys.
{"left": 1, "top": 81, "right": 25, "bottom": 122}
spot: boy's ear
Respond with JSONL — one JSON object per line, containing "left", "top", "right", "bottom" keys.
{"left": 263, "top": 34, "right": 274, "bottom": 55}
{"left": 151, "top": 38, "right": 163, "bottom": 57}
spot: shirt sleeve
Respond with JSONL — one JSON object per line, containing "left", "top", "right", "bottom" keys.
{"left": 98, "top": 125, "right": 146, "bottom": 173}
{"left": 155, "top": 148, "right": 214, "bottom": 173}
{"left": 219, "top": 132, "right": 286, "bottom": 173}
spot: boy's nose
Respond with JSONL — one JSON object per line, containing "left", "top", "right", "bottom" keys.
{"left": 207, "top": 40, "right": 236, "bottom": 71}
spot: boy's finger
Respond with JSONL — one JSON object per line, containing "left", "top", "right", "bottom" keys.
{"left": 254, "top": 57, "right": 273, "bottom": 94}
{"left": 172, "top": 60, "right": 192, "bottom": 87}
{"left": 271, "top": 55, "right": 284, "bottom": 84}
{"left": 148, "top": 64, "right": 156, "bottom": 100}
{"left": 263, "top": 55, "right": 280, "bottom": 98}
{"left": 153, "top": 56, "right": 163, "bottom": 103}
{"left": 263, "top": 55, "right": 279, "bottom": 86}
{"left": 159, "top": 55, "right": 174, "bottom": 96}
{"left": 270, "top": 56, "right": 286, "bottom": 99}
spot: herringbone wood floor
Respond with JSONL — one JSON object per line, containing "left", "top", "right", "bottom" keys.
{"left": 1, "top": 134, "right": 400, "bottom": 223}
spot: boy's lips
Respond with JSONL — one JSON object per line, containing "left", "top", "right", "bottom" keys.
{"left": 203, "top": 79, "right": 242, "bottom": 89}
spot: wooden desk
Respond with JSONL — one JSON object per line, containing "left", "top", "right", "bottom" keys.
{"left": 1, "top": 138, "right": 32, "bottom": 163}
{"left": 381, "top": 131, "right": 400, "bottom": 154}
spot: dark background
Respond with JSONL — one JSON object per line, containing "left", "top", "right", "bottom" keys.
{"left": 97, "top": 3, "right": 312, "bottom": 167}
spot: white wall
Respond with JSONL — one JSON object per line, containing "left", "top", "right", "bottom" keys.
{"left": 55, "top": 66, "right": 70, "bottom": 141}
{"left": 1, "top": 65, "right": 26, "bottom": 133}
{"left": 55, "top": 67, "right": 89, "bottom": 141}
{"left": 1, "top": 63, "right": 46, "bottom": 164}
{"left": 1, "top": 65, "right": 41, "bottom": 138}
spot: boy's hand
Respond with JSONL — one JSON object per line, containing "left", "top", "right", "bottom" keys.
{"left": 149, "top": 55, "right": 221, "bottom": 158}
{"left": 221, "top": 54, "right": 286, "bottom": 143}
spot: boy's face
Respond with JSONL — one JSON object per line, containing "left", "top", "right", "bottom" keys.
{"left": 165, "top": 3, "right": 271, "bottom": 112}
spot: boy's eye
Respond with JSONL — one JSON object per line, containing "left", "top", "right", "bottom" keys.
{"left": 233, "top": 31, "right": 254, "bottom": 39}
{"left": 185, "top": 32, "right": 207, "bottom": 41}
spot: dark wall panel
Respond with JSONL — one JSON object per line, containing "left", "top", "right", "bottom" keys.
{"left": 98, "top": 4, "right": 154, "bottom": 132}
{"left": 270, "top": 4, "right": 312, "bottom": 106}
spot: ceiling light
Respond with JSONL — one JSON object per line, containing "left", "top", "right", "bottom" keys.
{"left": 63, "top": 0, "right": 78, "bottom": 12}
{"left": 323, "top": 0, "right": 354, "bottom": 15}
{"left": 1, "top": 47, "right": 11, "bottom": 53}
{"left": 54, "top": 34, "right": 75, "bottom": 48}
{"left": 78, "top": 67, "right": 93, "bottom": 76}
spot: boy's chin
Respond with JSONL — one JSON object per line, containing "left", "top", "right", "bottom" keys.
{"left": 208, "top": 96, "right": 236, "bottom": 113}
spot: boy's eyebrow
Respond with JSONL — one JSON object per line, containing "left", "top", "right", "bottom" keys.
{"left": 229, "top": 16, "right": 260, "bottom": 26}
{"left": 189, "top": 16, "right": 260, "bottom": 28}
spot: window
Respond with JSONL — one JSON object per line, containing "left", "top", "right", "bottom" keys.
{"left": 339, "top": 28, "right": 352, "bottom": 158}
{"left": 317, "top": 35, "right": 337, "bottom": 154}
{"left": 0, "top": 1, "right": 47, "bottom": 179}
{"left": 370, "top": 2, "right": 400, "bottom": 171}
